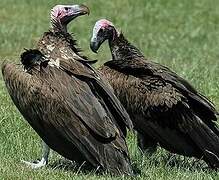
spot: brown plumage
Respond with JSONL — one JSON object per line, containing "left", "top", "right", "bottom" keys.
{"left": 90, "top": 19, "right": 219, "bottom": 168}
{"left": 2, "top": 7, "right": 133, "bottom": 175}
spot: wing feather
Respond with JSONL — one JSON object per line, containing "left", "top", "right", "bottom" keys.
{"left": 2, "top": 62, "right": 130, "bottom": 170}
{"left": 103, "top": 59, "right": 218, "bottom": 122}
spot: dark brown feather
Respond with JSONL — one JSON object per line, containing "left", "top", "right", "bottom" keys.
{"left": 2, "top": 60, "right": 133, "bottom": 174}
{"left": 2, "top": 30, "right": 133, "bottom": 174}
{"left": 37, "top": 30, "right": 133, "bottom": 131}
{"left": 98, "top": 32, "right": 219, "bottom": 168}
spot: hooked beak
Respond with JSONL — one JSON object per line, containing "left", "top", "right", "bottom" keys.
{"left": 90, "top": 34, "right": 107, "bottom": 53}
{"left": 90, "top": 40, "right": 100, "bottom": 53}
{"left": 60, "top": 4, "right": 90, "bottom": 26}
{"left": 69, "top": 4, "right": 90, "bottom": 17}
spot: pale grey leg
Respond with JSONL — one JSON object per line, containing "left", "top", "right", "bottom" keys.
{"left": 22, "top": 140, "right": 50, "bottom": 169}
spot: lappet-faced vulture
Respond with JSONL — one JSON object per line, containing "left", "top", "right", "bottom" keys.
{"left": 2, "top": 7, "right": 133, "bottom": 175}
{"left": 90, "top": 19, "right": 219, "bottom": 168}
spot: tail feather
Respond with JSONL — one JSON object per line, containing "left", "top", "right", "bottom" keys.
{"left": 104, "top": 147, "right": 133, "bottom": 175}
{"left": 187, "top": 114, "right": 219, "bottom": 168}
{"left": 136, "top": 105, "right": 219, "bottom": 169}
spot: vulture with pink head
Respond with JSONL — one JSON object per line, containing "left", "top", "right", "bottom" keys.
{"left": 2, "top": 7, "right": 133, "bottom": 175}
{"left": 90, "top": 19, "right": 219, "bottom": 169}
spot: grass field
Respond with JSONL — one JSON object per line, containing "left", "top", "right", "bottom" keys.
{"left": 0, "top": 0, "right": 219, "bottom": 179}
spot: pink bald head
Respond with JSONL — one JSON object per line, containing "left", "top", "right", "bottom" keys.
{"left": 50, "top": 4, "right": 90, "bottom": 32}
{"left": 90, "top": 19, "right": 119, "bottom": 53}
{"left": 51, "top": 5, "right": 64, "bottom": 19}
{"left": 92, "top": 19, "right": 116, "bottom": 36}
{"left": 95, "top": 19, "right": 114, "bottom": 29}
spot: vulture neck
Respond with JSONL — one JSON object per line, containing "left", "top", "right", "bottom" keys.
{"left": 109, "top": 33, "right": 144, "bottom": 61}
{"left": 38, "top": 25, "right": 87, "bottom": 64}
{"left": 51, "top": 17, "right": 68, "bottom": 34}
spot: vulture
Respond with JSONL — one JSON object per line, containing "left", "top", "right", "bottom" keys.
{"left": 2, "top": 6, "right": 134, "bottom": 175}
{"left": 90, "top": 19, "right": 219, "bottom": 168}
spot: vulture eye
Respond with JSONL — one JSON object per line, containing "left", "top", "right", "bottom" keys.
{"left": 64, "top": 7, "right": 70, "bottom": 11}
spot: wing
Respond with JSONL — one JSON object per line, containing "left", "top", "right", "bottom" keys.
{"left": 37, "top": 31, "right": 133, "bottom": 133}
{"left": 2, "top": 62, "right": 131, "bottom": 171}
{"left": 103, "top": 58, "right": 218, "bottom": 122}
{"left": 99, "top": 62, "right": 219, "bottom": 133}
{"left": 98, "top": 64, "right": 187, "bottom": 127}
{"left": 99, "top": 62, "right": 219, "bottom": 167}
{"left": 58, "top": 54, "right": 133, "bottom": 135}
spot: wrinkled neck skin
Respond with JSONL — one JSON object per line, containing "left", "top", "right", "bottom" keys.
{"left": 109, "top": 30, "right": 144, "bottom": 61}
{"left": 51, "top": 18, "right": 68, "bottom": 34}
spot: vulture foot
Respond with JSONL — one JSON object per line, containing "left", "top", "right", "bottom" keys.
{"left": 22, "top": 140, "right": 50, "bottom": 169}
{"left": 21, "top": 158, "right": 48, "bottom": 169}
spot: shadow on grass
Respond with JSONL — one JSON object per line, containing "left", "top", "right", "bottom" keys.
{"left": 45, "top": 150, "right": 217, "bottom": 178}
{"left": 48, "top": 159, "right": 100, "bottom": 175}
{"left": 47, "top": 158, "right": 141, "bottom": 177}
{"left": 141, "top": 150, "right": 217, "bottom": 173}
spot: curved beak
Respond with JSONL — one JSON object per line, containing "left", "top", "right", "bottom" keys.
{"left": 90, "top": 33, "right": 107, "bottom": 53}
{"left": 78, "top": 4, "right": 90, "bottom": 15}
{"left": 61, "top": 4, "right": 90, "bottom": 25}
{"left": 70, "top": 4, "right": 90, "bottom": 17}
{"left": 90, "top": 40, "right": 100, "bottom": 53}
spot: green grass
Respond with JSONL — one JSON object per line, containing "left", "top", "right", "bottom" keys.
{"left": 0, "top": 0, "right": 219, "bottom": 179}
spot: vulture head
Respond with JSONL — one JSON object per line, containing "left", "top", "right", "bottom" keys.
{"left": 90, "top": 19, "right": 143, "bottom": 60}
{"left": 51, "top": 4, "right": 90, "bottom": 32}
{"left": 90, "top": 19, "right": 119, "bottom": 53}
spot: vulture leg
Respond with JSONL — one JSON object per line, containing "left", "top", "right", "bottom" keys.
{"left": 137, "top": 132, "right": 157, "bottom": 154}
{"left": 22, "top": 141, "right": 50, "bottom": 169}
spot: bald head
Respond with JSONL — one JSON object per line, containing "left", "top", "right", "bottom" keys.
{"left": 51, "top": 4, "right": 90, "bottom": 32}
{"left": 90, "top": 19, "right": 119, "bottom": 53}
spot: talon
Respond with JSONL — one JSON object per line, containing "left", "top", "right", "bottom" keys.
{"left": 21, "top": 141, "right": 50, "bottom": 169}
{"left": 21, "top": 158, "right": 47, "bottom": 169}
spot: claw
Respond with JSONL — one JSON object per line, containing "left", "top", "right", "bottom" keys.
{"left": 21, "top": 140, "right": 50, "bottom": 169}
{"left": 21, "top": 158, "right": 47, "bottom": 169}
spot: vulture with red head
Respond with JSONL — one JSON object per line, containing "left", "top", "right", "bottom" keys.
{"left": 90, "top": 19, "right": 219, "bottom": 168}
{"left": 2, "top": 7, "right": 133, "bottom": 175}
